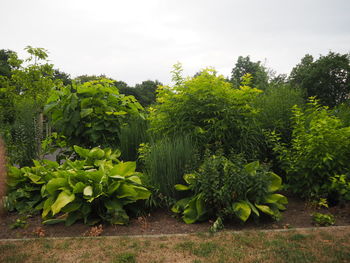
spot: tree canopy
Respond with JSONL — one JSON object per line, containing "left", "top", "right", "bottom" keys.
{"left": 289, "top": 52, "right": 350, "bottom": 107}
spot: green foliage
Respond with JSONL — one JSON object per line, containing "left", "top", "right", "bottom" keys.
{"left": 231, "top": 56, "right": 269, "bottom": 90}
{"left": 254, "top": 84, "right": 305, "bottom": 142}
{"left": 270, "top": 98, "right": 350, "bottom": 200}
{"left": 119, "top": 117, "right": 149, "bottom": 161}
{"left": 0, "top": 49, "right": 16, "bottom": 78}
{"left": 312, "top": 213, "right": 335, "bottom": 226}
{"left": 0, "top": 47, "right": 56, "bottom": 166}
{"left": 289, "top": 52, "right": 350, "bottom": 107}
{"left": 2, "top": 99, "right": 41, "bottom": 166}
{"left": 330, "top": 174, "right": 350, "bottom": 202}
{"left": 141, "top": 135, "right": 198, "bottom": 199}
{"left": 5, "top": 146, "right": 150, "bottom": 225}
{"left": 172, "top": 154, "right": 287, "bottom": 224}
{"left": 149, "top": 68, "right": 263, "bottom": 159}
{"left": 9, "top": 217, "right": 28, "bottom": 229}
{"left": 45, "top": 78, "right": 145, "bottom": 148}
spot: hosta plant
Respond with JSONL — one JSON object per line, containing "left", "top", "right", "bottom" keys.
{"left": 5, "top": 146, "right": 150, "bottom": 225}
{"left": 172, "top": 154, "right": 287, "bottom": 224}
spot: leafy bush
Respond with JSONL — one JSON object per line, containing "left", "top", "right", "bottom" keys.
{"left": 45, "top": 79, "right": 145, "bottom": 148}
{"left": 149, "top": 68, "right": 263, "bottom": 159}
{"left": 312, "top": 213, "right": 335, "bottom": 226}
{"left": 270, "top": 98, "right": 350, "bottom": 200}
{"left": 5, "top": 146, "right": 150, "bottom": 225}
{"left": 254, "top": 84, "right": 304, "bottom": 143}
{"left": 3, "top": 99, "right": 41, "bottom": 166}
{"left": 141, "top": 135, "right": 198, "bottom": 199}
{"left": 172, "top": 154, "right": 287, "bottom": 224}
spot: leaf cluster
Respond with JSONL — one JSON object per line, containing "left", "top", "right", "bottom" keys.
{"left": 5, "top": 146, "right": 150, "bottom": 226}
{"left": 270, "top": 98, "right": 350, "bottom": 200}
{"left": 172, "top": 154, "right": 287, "bottom": 224}
{"left": 45, "top": 79, "right": 145, "bottom": 148}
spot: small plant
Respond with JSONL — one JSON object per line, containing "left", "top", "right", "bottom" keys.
{"left": 172, "top": 154, "right": 287, "bottom": 224}
{"left": 114, "top": 252, "right": 136, "bottom": 263}
{"left": 10, "top": 217, "right": 28, "bottom": 229}
{"left": 312, "top": 213, "right": 335, "bottom": 226}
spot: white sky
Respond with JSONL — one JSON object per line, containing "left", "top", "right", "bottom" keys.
{"left": 1, "top": 0, "right": 349, "bottom": 86}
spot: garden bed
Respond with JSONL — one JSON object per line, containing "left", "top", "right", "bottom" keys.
{"left": 1, "top": 195, "right": 349, "bottom": 239}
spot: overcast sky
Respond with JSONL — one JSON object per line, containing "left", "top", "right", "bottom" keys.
{"left": 1, "top": 0, "right": 349, "bottom": 86}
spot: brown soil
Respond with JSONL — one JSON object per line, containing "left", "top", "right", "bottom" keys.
{"left": 0, "top": 195, "right": 349, "bottom": 239}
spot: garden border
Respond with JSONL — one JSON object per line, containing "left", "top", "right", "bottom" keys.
{"left": 1, "top": 225, "right": 349, "bottom": 242}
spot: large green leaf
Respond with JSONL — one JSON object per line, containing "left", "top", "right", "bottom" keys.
{"left": 73, "top": 145, "right": 90, "bottom": 158}
{"left": 116, "top": 184, "right": 137, "bottom": 198}
{"left": 83, "top": 186, "right": 93, "bottom": 196}
{"left": 51, "top": 191, "right": 75, "bottom": 215}
{"left": 110, "top": 162, "right": 136, "bottom": 177}
{"left": 243, "top": 161, "right": 259, "bottom": 176}
{"left": 174, "top": 184, "right": 190, "bottom": 191}
{"left": 171, "top": 197, "right": 191, "bottom": 213}
{"left": 88, "top": 148, "right": 105, "bottom": 159}
{"left": 80, "top": 108, "right": 93, "bottom": 118}
{"left": 107, "top": 181, "right": 121, "bottom": 195}
{"left": 183, "top": 195, "right": 207, "bottom": 224}
{"left": 232, "top": 200, "right": 251, "bottom": 222}
{"left": 264, "top": 194, "right": 288, "bottom": 205}
{"left": 46, "top": 178, "right": 68, "bottom": 195}
{"left": 42, "top": 196, "right": 54, "bottom": 218}
{"left": 43, "top": 219, "right": 66, "bottom": 225}
{"left": 255, "top": 204, "right": 276, "bottom": 216}
{"left": 65, "top": 211, "right": 82, "bottom": 226}
{"left": 267, "top": 172, "right": 282, "bottom": 192}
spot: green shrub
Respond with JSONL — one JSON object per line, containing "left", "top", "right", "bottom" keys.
{"left": 5, "top": 146, "right": 150, "bottom": 225}
{"left": 45, "top": 78, "right": 145, "bottom": 148}
{"left": 270, "top": 98, "right": 350, "bottom": 200}
{"left": 172, "top": 154, "right": 287, "bottom": 224}
{"left": 312, "top": 213, "right": 335, "bottom": 226}
{"left": 254, "top": 84, "right": 304, "bottom": 143}
{"left": 149, "top": 68, "right": 263, "bottom": 159}
{"left": 141, "top": 135, "right": 198, "bottom": 199}
{"left": 3, "top": 99, "right": 41, "bottom": 166}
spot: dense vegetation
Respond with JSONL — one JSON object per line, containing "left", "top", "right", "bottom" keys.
{"left": 0, "top": 46, "right": 349, "bottom": 229}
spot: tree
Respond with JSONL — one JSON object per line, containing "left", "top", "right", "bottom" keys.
{"left": 0, "top": 49, "right": 16, "bottom": 78}
{"left": 53, "top": 69, "right": 72, "bottom": 86}
{"left": 289, "top": 52, "right": 350, "bottom": 107}
{"left": 134, "top": 80, "right": 161, "bottom": 107}
{"left": 117, "top": 80, "right": 161, "bottom": 107}
{"left": 231, "top": 56, "right": 269, "bottom": 89}
{"left": 0, "top": 46, "right": 56, "bottom": 165}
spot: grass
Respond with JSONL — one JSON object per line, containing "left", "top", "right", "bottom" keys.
{"left": 0, "top": 227, "right": 350, "bottom": 263}
{"left": 144, "top": 135, "right": 197, "bottom": 198}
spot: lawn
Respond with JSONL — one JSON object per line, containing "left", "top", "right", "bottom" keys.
{"left": 1, "top": 226, "right": 350, "bottom": 263}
